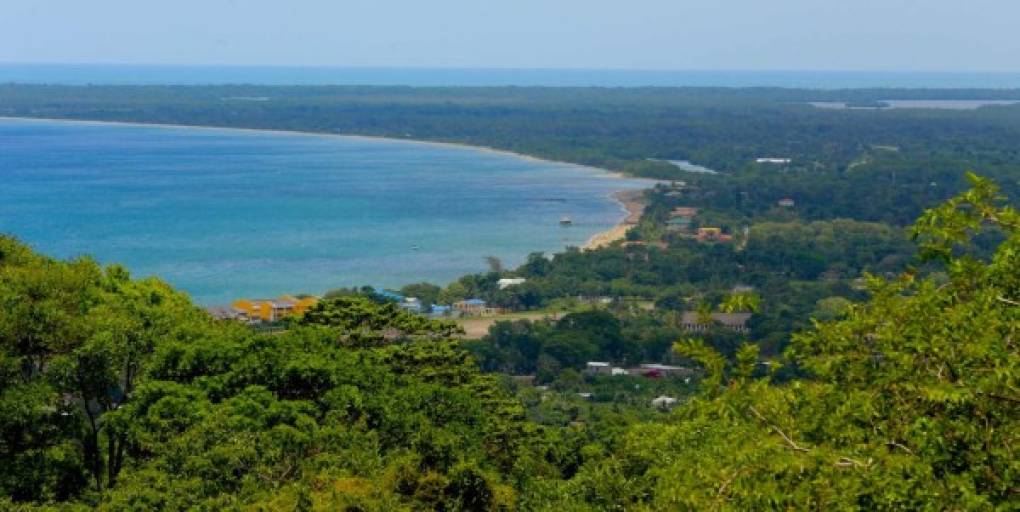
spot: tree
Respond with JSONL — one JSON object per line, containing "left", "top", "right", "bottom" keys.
{"left": 720, "top": 291, "right": 761, "bottom": 313}
{"left": 597, "top": 174, "right": 1020, "bottom": 509}
{"left": 484, "top": 256, "right": 503, "bottom": 274}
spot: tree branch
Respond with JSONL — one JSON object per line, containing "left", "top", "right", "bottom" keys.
{"left": 749, "top": 406, "right": 809, "bottom": 452}
{"left": 886, "top": 441, "right": 914, "bottom": 455}
{"left": 978, "top": 392, "right": 1020, "bottom": 405}
{"left": 996, "top": 296, "right": 1020, "bottom": 307}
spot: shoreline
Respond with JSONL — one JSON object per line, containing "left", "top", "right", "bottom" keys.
{"left": 582, "top": 189, "right": 647, "bottom": 250}
{"left": 0, "top": 115, "right": 648, "bottom": 181}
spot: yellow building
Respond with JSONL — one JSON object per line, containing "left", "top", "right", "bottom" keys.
{"left": 231, "top": 295, "right": 318, "bottom": 322}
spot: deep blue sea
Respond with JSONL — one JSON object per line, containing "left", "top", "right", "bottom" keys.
{"left": 0, "top": 118, "right": 649, "bottom": 305}
{"left": 3, "top": 64, "right": 1020, "bottom": 89}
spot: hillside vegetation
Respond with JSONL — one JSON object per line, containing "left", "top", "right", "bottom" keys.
{"left": 1, "top": 177, "right": 1016, "bottom": 510}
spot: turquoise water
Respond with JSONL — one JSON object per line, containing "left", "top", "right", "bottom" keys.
{"left": 4, "top": 64, "right": 1020, "bottom": 88}
{"left": 0, "top": 118, "right": 648, "bottom": 304}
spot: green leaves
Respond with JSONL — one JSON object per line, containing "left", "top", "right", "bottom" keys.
{"left": 720, "top": 291, "right": 761, "bottom": 314}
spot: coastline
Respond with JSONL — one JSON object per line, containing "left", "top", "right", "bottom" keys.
{"left": 583, "top": 189, "right": 647, "bottom": 250}
{"left": 0, "top": 116, "right": 641, "bottom": 180}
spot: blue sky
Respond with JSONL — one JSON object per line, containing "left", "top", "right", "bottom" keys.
{"left": 2, "top": 0, "right": 1017, "bottom": 71}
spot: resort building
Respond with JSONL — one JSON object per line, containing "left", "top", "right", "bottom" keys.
{"left": 778, "top": 197, "right": 796, "bottom": 207}
{"left": 681, "top": 312, "right": 752, "bottom": 333}
{"left": 207, "top": 306, "right": 248, "bottom": 321}
{"left": 231, "top": 295, "right": 318, "bottom": 323}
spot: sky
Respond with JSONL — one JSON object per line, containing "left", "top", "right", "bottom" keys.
{"left": 2, "top": 0, "right": 1018, "bottom": 72}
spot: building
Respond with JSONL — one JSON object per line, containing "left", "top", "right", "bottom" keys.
{"left": 376, "top": 290, "right": 405, "bottom": 302}
{"left": 681, "top": 312, "right": 752, "bottom": 333}
{"left": 585, "top": 361, "right": 612, "bottom": 375}
{"left": 206, "top": 306, "right": 248, "bottom": 321}
{"left": 651, "top": 395, "right": 678, "bottom": 409}
{"left": 429, "top": 305, "right": 452, "bottom": 317}
{"left": 696, "top": 227, "right": 733, "bottom": 243}
{"left": 638, "top": 364, "right": 696, "bottom": 378}
{"left": 453, "top": 298, "right": 488, "bottom": 316}
{"left": 777, "top": 197, "right": 796, "bottom": 207}
{"left": 497, "top": 277, "right": 527, "bottom": 290}
{"left": 755, "top": 157, "right": 792, "bottom": 164}
{"left": 231, "top": 295, "right": 318, "bottom": 323}
{"left": 397, "top": 297, "right": 423, "bottom": 313}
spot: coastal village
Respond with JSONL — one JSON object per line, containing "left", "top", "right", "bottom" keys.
{"left": 206, "top": 178, "right": 771, "bottom": 410}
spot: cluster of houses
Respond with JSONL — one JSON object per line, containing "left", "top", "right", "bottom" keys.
{"left": 585, "top": 361, "right": 697, "bottom": 379}
{"left": 377, "top": 290, "right": 505, "bottom": 318}
{"left": 207, "top": 279, "right": 531, "bottom": 323}
{"left": 666, "top": 206, "right": 735, "bottom": 243}
{"left": 208, "top": 295, "right": 320, "bottom": 323}
{"left": 680, "top": 311, "right": 752, "bottom": 333}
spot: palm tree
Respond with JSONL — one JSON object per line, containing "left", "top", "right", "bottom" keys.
{"left": 720, "top": 292, "right": 761, "bottom": 314}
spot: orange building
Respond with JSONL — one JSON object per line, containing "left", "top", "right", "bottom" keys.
{"left": 231, "top": 295, "right": 318, "bottom": 322}
{"left": 696, "top": 227, "right": 733, "bottom": 243}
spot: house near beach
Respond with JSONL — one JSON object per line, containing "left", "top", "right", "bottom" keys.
{"left": 453, "top": 298, "right": 489, "bottom": 316}
{"left": 230, "top": 295, "right": 318, "bottom": 323}
{"left": 397, "top": 297, "right": 423, "bottom": 313}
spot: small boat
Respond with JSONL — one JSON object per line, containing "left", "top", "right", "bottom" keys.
{"left": 560, "top": 216, "right": 573, "bottom": 226}
{"left": 411, "top": 245, "right": 420, "bottom": 251}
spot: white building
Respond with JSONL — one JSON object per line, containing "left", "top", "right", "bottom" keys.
{"left": 651, "top": 395, "right": 678, "bottom": 409}
{"left": 755, "top": 157, "right": 792, "bottom": 164}
{"left": 585, "top": 361, "right": 612, "bottom": 375}
{"left": 497, "top": 277, "right": 527, "bottom": 290}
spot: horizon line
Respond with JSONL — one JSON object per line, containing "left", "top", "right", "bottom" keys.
{"left": 3, "top": 61, "right": 1020, "bottom": 75}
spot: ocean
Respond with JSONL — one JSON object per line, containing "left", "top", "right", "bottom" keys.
{"left": 0, "top": 118, "right": 649, "bottom": 305}
{"left": 3, "top": 64, "right": 1020, "bottom": 89}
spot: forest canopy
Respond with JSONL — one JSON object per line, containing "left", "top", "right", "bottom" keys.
{"left": 1, "top": 176, "right": 1016, "bottom": 510}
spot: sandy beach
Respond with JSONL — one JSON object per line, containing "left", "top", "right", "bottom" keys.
{"left": 583, "top": 189, "right": 647, "bottom": 250}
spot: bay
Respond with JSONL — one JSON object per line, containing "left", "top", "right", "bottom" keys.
{"left": 0, "top": 118, "right": 648, "bottom": 304}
